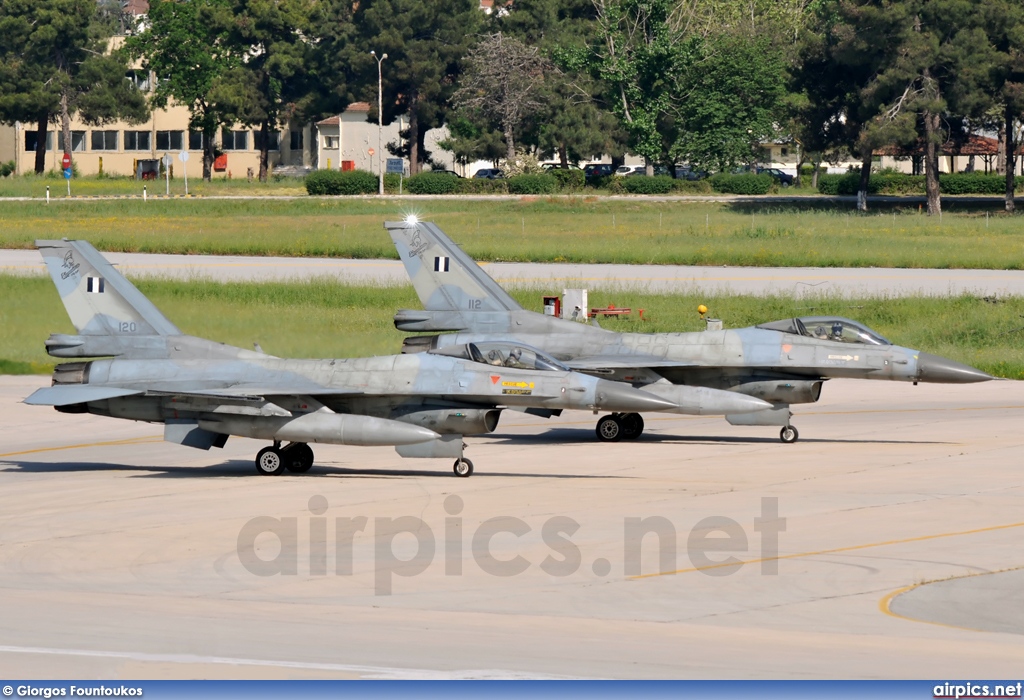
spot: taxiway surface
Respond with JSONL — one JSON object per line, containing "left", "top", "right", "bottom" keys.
{"left": 1, "top": 376, "right": 1022, "bottom": 678}
{"left": 3, "top": 249, "right": 1024, "bottom": 297}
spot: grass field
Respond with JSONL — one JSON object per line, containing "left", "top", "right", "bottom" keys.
{"left": 0, "top": 173, "right": 307, "bottom": 198}
{"left": 3, "top": 274, "right": 1022, "bottom": 378}
{"left": 1, "top": 197, "right": 1023, "bottom": 268}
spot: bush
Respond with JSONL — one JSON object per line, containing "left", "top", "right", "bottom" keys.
{"left": 0, "top": 161, "right": 15, "bottom": 178}
{"left": 304, "top": 169, "right": 377, "bottom": 195}
{"left": 383, "top": 172, "right": 403, "bottom": 194}
{"left": 456, "top": 178, "right": 509, "bottom": 194}
{"left": 709, "top": 173, "right": 774, "bottom": 195}
{"left": 405, "top": 172, "right": 460, "bottom": 195}
{"left": 874, "top": 172, "right": 924, "bottom": 195}
{"left": 585, "top": 174, "right": 614, "bottom": 190}
{"left": 671, "top": 179, "right": 713, "bottom": 194}
{"left": 506, "top": 173, "right": 558, "bottom": 195}
{"left": 621, "top": 175, "right": 675, "bottom": 194}
{"left": 548, "top": 168, "right": 585, "bottom": 191}
{"left": 816, "top": 172, "right": 870, "bottom": 195}
{"left": 940, "top": 173, "right": 1006, "bottom": 195}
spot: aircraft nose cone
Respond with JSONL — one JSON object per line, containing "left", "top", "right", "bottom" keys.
{"left": 595, "top": 380, "right": 679, "bottom": 413}
{"left": 916, "top": 352, "right": 993, "bottom": 383}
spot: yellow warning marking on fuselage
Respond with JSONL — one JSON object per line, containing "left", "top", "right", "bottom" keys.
{"left": 632, "top": 521, "right": 1024, "bottom": 580}
{"left": 501, "top": 381, "right": 535, "bottom": 388}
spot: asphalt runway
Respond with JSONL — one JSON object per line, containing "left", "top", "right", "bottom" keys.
{"left": 1, "top": 375, "right": 1023, "bottom": 679}
{"left": 3, "top": 249, "right": 1024, "bottom": 297}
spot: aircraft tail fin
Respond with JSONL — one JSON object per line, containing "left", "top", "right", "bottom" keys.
{"left": 384, "top": 220, "right": 523, "bottom": 313}
{"left": 36, "top": 239, "right": 181, "bottom": 337}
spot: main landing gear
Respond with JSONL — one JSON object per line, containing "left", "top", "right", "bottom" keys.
{"left": 255, "top": 441, "right": 315, "bottom": 475}
{"left": 779, "top": 425, "right": 799, "bottom": 444}
{"left": 595, "top": 413, "right": 645, "bottom": 442}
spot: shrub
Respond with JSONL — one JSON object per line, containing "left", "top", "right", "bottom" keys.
{"left": 874, "top": 172, "right": 924, "bottom": 195}
{"left": 304, "top": 169, "right": 377, "bottom": 195}
{"left": 548, "top": 168, "right": 585, "bottom": 191}
{"left": 1, "top": 161, "right": 16, "bottom": 178}
{"left": 709, "top": 173, "right": 774, "bottom": 195}
{"left": 383, "top": 172, "right": 403, "bottom": 194}
{"left": 506, "top": 173, "right": 558, "bottom": 195}
{"left": 456, "top": 178, "right": 509, "bottom": 194}
{"left": 622, "top": 175, "right": 675, "bottom": 194}
{"left": 585, "top": 174, "right": 614, "bottom": 190}
{"left": 940, "top": 173, "right": 1006, "bottom": 195}
{"left": 405, "top": 172, "right": 460, "bottom": 195}
{"left": 671, "top": 178, "right": 713, "bottom": 194}
{"left": 817, "top": 172, "right": 870, "bottom": 195}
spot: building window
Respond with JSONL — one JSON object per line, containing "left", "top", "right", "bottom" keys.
{"left": 125, "top": 70, "right": 150, "bottom": 91}
{"left": 57, "top": 131, "right": 87, "bottom": 153}
{"left": 221, "top": 128, "right": 249, "bottom": 150}
{"left": 156, "top": 130, "right": 184, "bottom": 151}
{"left": 91, "top": 130, "right": 118, "bottom": 151}
{"left": 189, "top": 131, "right": 204, "bottom": 151}
{"left": 124, "top": 130, "right": 151, "bottom": 151}
{"left": 290, "top": 130, "right": 303, "bottom": 151}
{"left": 324, "top": 135, "right": 339, "bottom": 149}
{"left": 780, "top": 147, "right": 789, "bottom": 157}
{"left": 24, "top": 131, "right": 53, "bottom": 152}
{"left": 253, "top": 131, "right": 280, "bottom": 151}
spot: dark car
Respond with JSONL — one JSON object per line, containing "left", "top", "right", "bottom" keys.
{"left": 473, "top": 168, "right": 505, "bottom": 179}
{"left": 626, "top": 165, "right": 671, "bottom": 177}
{"left": 583, "top": 163, "right": 614, "bottom": 177}
{"left": 429, "top": 169, "right": 462, "bottom": 178}
{"left": 674, "top": 165, "right": 708, "bottom": 180}
{"left": 756, "top": 167, "right": 795, "bottom": 186}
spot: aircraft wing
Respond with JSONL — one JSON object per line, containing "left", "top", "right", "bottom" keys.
{"left": 24, "top": 385, "right": 143, "bottom": 406}
{"left": 146, "top": 386, "right": 362, "bottom": 401}
{"left": 563, "top": 356, "right": 698, "bottom": 371}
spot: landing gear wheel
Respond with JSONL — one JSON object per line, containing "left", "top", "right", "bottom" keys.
{"left": 596, "top": 414, "right": 624, "bottom": 442}
{"left": 780, "top": 426, "right": 799, "bottom": 444}
{"left": 284, "top": 443, "right": 314, "bottom": 473}
{"left": 620, "top": 413, "right": 644, "bottom": 440}
{"left": 453, "top": 458, "right": 474, "bottom": 477}
{"left": 255, "top": 446, "right": 286, "bottom": 475}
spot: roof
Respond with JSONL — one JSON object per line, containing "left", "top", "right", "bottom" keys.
{"left": 875, "top": 135, "right": 1024, "bottom": 157}
{"left": 315, "top": 103, "right": 371, "bottom": 126}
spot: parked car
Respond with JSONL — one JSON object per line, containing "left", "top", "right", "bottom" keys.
{"left": 756, "top": 167, "right": 795, "bottom": 186}
{"left": 473, "top": 168, "right": 505, "bottom": 179}
{"left": 626, "top": 165, "right": 671, "bottom": 177}
{"left": 542, "top": 163, "right": 581, "bottom": 171}
{"left": 583, "top": 163, "right": 615, "bottom": 177}
{"left": 428, "top": 169, "right": 462, "bottom": 178}
{"left": 615, "top": 165, "right": 644, "bottom": 176}
{"left": 674, "top": 165, "right": 708, "bottom": 180}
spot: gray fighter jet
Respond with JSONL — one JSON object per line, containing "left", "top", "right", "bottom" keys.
{"left": 23, "top": 239, "right": 768, "bottom": 476}
{"left": 385, "top": 219, "right": 993, "bottom": 443}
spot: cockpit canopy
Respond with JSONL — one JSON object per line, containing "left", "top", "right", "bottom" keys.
{"left": 756, "top": 316, "right": 891, "bottom": 346}
{"left": 430, "top": 341, "right": 571, "bottom": 371}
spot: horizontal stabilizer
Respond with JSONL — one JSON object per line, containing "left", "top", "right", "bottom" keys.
{"left": 24, "top": 385, "right": 142, "bottom": 406}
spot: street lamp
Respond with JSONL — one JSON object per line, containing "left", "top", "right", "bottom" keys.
{"left": 370, "top": 50, "right": 388, "bottom": 195}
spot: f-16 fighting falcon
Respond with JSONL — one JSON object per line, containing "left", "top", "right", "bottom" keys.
{"left": 23, "top": 240, "right": 770, "bottom": 476}
{"left": 385, "top": 218, "right": 993, "bottom": 444}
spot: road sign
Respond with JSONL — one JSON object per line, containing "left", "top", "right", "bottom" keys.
{"left": 61, "top": 153, "right": 71, "bottom": 169}
{"left": 368, "top": 147, "right": 375, "bottom": 156}
{"left": 386, "top": 158, "right": 404, "bottom": 174}
{"left": 162, "top": 154, "right": 173, "bottom": 167}
{"left": 63, "top": 168, "right": 72, "bottom": 180}
{"left": 178, "top": 151, "right": 190, "bottom": 162}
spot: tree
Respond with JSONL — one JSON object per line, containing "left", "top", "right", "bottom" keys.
{"left": 340, "top": 0, "right": 482, "bottom": 175}
{"left": 983, "top": 0, "right": 1024, "bottom": 212}
{"left": 0, "top": 0, "right": 147, "bottom": 174}
{"left": 453, "top": 33, "right": 549, "bottom": 162}
{"left": 125, "top": 0, "right": 236, "bottom": 181}
{"left": 207, "top": 0, "right": 314, "bottom": 182}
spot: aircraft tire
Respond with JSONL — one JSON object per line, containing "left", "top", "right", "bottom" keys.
{"left": 453, "top": 458, "right": 474, "bottom": 477}
{"left": 596, "top": 414, "right": 624, "bottom": 442}
{"left": 621, "top": 413, "right": 644, "bottom": 440}
{"left": 284, "top": 443, "right": 314, "bottom": 473}
{"left": 780, "top": 426, "right": 799, "bottom": 444}
{"left": 255, "top": 446, "right": 286, "bottom": 475}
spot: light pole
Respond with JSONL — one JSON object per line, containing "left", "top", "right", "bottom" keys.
{"left": 370, "top": 49, "right": 388, "bottom": 195}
